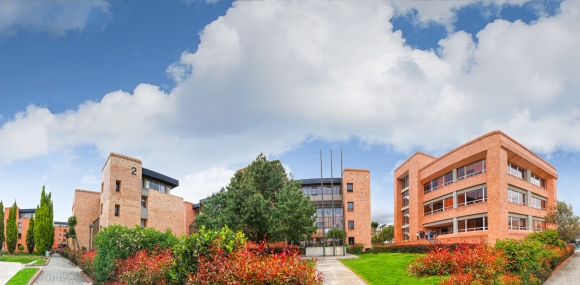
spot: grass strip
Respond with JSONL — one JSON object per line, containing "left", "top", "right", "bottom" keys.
{"left": 0, "top": 256, "right": 46, "bottom": 264}
{"left": 340, "top": 253, "right": 441, "bottom": 285}
{"left": 5, "top": 268, "right": 39, "bottom": 285}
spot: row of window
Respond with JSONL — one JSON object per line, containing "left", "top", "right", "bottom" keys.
{"left": 507, "top": 162, "right": 546, "bottom": 188}
{"left": 508, "top": 189, "right": 547, "bottom": 210}
{"left": 19, "top": 213, "right": 34, "bottom": 219}
{"left": 423, "top": 186, "right": 487, "bottom": 216}
{"left": 423, "top": 160, "right": 486, "bottom": 194}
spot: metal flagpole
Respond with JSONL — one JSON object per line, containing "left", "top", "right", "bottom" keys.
{"left": 320, "top": 150, "right": 325, "bottom": 257}
{"left": 331, "top": 150, "right": 335, "bottom": 256}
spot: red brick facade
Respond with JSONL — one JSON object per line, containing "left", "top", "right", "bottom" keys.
{"left": 394, "top": 131, "right": 557, "bottom": 244}
{"left": 2, "top": 207, "right": 68, "bottom": 252}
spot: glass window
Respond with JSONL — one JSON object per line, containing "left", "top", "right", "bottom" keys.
{"left": 402, "top": 190, "right": 409, "bottom": 207}
{"left": 533, "top": 220, "right": 546, "bottom": 231}
{"left": 531, "top": 197, "right": 546, "bottom": 210}
{"left": 457, "top": 187, "right": 487, "bottom": 207}
{"left": 146, "top": 180, "right": 167, "bottom": 193}
{"left": 141, "top": 197, "right": 147, "bottom": 208}
{"left": 348, "top": 220, "right": 354, "bottom": 229}
{"left": 401, "top": 176, "right": 409, "bottom": 189}
{"left": 424, "top": 196, "right": 455, "bottom": 215}
{"left": 403, "top": 227, "right": 409, "bottom": 241}
{"left": 531, "top": 174, "right": 546, "bottom": 188}
{"left": 424, "top": 171, "right": 454, "bottom": 193}
{"left": 114, "top": 205, "right": 120, "bottom": 216}
{"left": 402, "top": 209, "right": 409, "bottom": 225}
{"left": 508, "top": 216, "right": 527, "bottom": 230}
{"left": 508, "top": 163, "right": 525, "bottom": 179}
{"left": 347, "top": 183, "right": 353, "bottom": 192}
{"left": 457, "top": 217, "right": 487, "bottom": 232}
{"left": 457, "top": 160, "right": 486, "bottom": 180}
{"left": 347, "top": 202, "right": 354, "bottom": 211}
{"left": 508, "top": 189, "right": 526, "bottom": 205}
{"left": 115, "top": 181, "right": 121, "bottom": 192}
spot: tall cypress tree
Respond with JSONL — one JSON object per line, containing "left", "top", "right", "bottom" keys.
{"left": 34, "top": 186, "right": 54, "bottom": 253}
{"left": 26, "top": 217, "right": 35, "bottom": 253}
{"left": 0, "top": 200, "right": 5, "bottom": 252}
{"left": 6, "top": 201, "right": 18, "bottom": 254}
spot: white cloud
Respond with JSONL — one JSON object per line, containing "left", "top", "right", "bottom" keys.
{"left": 0, "top": 0, "right": 110, "bottom": 35}
{"left": 174, "top": 167, "right": 236, "bottom": 203}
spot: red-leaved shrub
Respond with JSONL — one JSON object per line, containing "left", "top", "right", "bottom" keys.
{"left": 78, "top": 251, "right": 96, "bottom": 280}
{"left": 106, "top": 248, "right": 173, "bottom": 285}
{"left": 188, "top": 241, "right": 323, "bottom": 285}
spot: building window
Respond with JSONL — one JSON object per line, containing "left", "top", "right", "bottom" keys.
{"left": 457, "top": 160, "right": 486, "bottom": 180}
{"left": 508, "top": 189, "right": 526, "bottom": 205}
{"left": 114, "top": 205, "right": 120, "bottom": 216}
{"left": 424, "top": 196, "right": 453, "bottom": 216}
{"left": 403, "top": 227, "right": 409, "bottom": 241}
{"left": 348, "top": 237, "right": 355, "bottom": 245}
{"left": 348, "top": 220, "right": 354, "bottom": 229}
{"left": 402, "top": 209, "right": 409, "bottom": 225}
{"left": 508, "top": 163, "right": 525, "bottom": 179}
{"left": 424, "top": 171, "right": 453, "bottom": 194}
{"left": 457, "top": 187, "right": 487, "bottom": 207}
{"left": 140, "top": 219, "right": 147, "bottom": 229}
{"left": 141, "top": 197, "right": 147, "bottom": 208}
{"left": 101, "top": 182, "right": 104, "bottom": 193}
{"left": 115, "top": 180, "right": 121, "bottom": 192}
{"left": 458, "top": 216, "right": 487, "bottom": 232}
{"left": 347, "top": 183, "right": 353, "bottom": 192}
{"left": 531, "top": 196, "right": 546, "bottom": 210}
{"left": 347, "top": 202, "right": 354, "bottom": 211}
{"left": 508, "top": 216, "right": 527, "bottom": 230}
{"left": 531, "top": 174, "right": 546, "bottom": 188}
{"left": 533, "top": 220, "right": 547, "bottom": 231}
{"left": 401, "top": 176, "right": 409, "bottom": 189}
{"left": 100, "top": 203, "right": 103, "bottom": 214}
{"left": 144, "top": 179, "right": 168, "bottom": 193}
{"left": 402, "top": 190, "right": 409, "bottom": 207}
{"left": 19, "top": 213, "right": 34, "bottom": 219}
{"left": 18, "top": 222, "right": 22, "bottom": 228}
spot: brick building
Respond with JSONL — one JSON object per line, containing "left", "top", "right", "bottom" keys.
{"left": 72, "top": 153, "right": 195, "bottom": 250}
{"left": 2, "top": 207, "right": 69, "bottom": 252}
{"left": 394, "top": 131, "right": 557, "bottom": 244}
{"left": 301, "top": 168, "right": 371, "bottom": 249}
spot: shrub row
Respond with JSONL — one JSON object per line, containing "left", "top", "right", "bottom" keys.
{"left": 371, "top": 243, "right": 476, "bottom": 254}
{"left": 346, "top": 243, "right": 365, "bottom": 254}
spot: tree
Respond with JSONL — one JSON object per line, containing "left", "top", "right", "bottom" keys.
{"left": 195, "top": 153, "right": 317, "bottom": 243}
{"left": 377, "top": 224, "right": 394, "bottom": 244}
{"left": 0, "top": 200, "right": 4, "bottom": 252}
{"left": 34, "top": 186, "right": 55, "bottom": 253}
{"left": 545, "top": 201, "right": 580, "bottom": 242}
{"left": 371, "top": 221, "right": 379, "bottom": 235}
{"left": 6, "top": 201, "right": 18, "bottom": 253}
{"left": 26, "top": 217, "right": 35, "bottom": 253}
{"left": 325, "top": 228, "right": 346, "bottom": 244}
{"left": 67, "top": 216, "right": 79, "bottom": 250}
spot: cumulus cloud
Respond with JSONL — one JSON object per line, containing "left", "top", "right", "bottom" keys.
{"left": 0, "top": 0, "right": 110, "bottom": 35}
{"left": 1, "top": 0, "right": 580, "bottom": 205}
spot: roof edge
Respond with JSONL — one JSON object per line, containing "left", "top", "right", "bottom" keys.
{"left": 394, "top": 152, "right": 437, "bottom": 172}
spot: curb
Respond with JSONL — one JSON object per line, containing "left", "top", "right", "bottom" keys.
{"left": 27, "top": 267, "right": 43, "bottom": 285}
{"left": 550, "top": 251, "right": 576, "bottom": 277}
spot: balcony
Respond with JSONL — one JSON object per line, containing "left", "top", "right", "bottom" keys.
{"left": 141, "top": 207, "right": 148, "bottom": 219}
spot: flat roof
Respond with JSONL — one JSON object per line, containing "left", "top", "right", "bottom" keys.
{"left": 142, "top": 167, "right": 179, "bottom": 188}
{"left": 300, "top": 178, "right": 342, "bottom": 186}
{"left": 20, "top": 209, "right": 35, "bottom": 213}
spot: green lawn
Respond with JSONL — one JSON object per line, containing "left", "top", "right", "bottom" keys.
{"left": 0, "top": 256, "right": 46, "bottom": 265}
{"left": 5, "top": 268, "right": 39, "bottom": 285}
{"left": 340, "top": 253, "right": 441, "bottom": 285}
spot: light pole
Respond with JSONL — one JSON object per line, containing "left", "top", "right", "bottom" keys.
{"left": 88, "top": 224, "right": 94, "bottom": 251}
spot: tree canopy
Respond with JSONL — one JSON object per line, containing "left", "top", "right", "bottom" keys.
{"left": 6, "top": 201, "right": 18, "bottom": 253}
{"left": 26, "top": 217, "right": 35, "bottom": 253}
{"left": 194, "top": 153, "right": 317, "bottom": 243}
{"left": 545, "top": 201, "right": 580, "bottom": 242}
{"left": 34, "top": 186, "right": 55, "bottom": 253}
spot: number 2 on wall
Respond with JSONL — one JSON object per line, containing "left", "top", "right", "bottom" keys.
{"left": 131, "top": 167, "right": 137, "bottom": 175}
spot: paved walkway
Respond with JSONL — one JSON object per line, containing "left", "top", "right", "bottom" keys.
{"left": 33, "top": 254, "right": 91, "bottom": 285}
{"left": 544, "top": 250, "right": 580, "bottom": 285}
{"left": 307, "top": 254, "right": 367, "bottom": 285}
{"left": 0, "top": 261, "right": 25, "bottom": 285}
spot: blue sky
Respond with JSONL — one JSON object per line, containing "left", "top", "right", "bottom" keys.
{"left": 0, "top": 0, "right": 579, "bottom": 226}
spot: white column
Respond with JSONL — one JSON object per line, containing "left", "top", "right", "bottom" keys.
{"left": 453, "top": 217, "right": 458, "bottom": 234}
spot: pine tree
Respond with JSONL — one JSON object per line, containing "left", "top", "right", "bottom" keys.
{"left": 0, "top": 200, "right": 5, "bottom": 252}
{"left": 6, "top": 201, "right": 18, "bottom": 254}
{"left": 26, "top": 217, "right": 35, "bottom": 253}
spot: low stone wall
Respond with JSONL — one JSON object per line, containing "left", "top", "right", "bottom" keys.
{"left": 305, "top": 246, "right": 345, "bottom": 256}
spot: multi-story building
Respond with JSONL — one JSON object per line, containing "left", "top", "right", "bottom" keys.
{"left": 301, "top": 168, "right": 371, "bottom": 249}
{"left": 72, "top": 153, "right": 195, "bottom": 250}
{"left": 394, "top": 131, "right": 557, "bottom": 244}
{"left": 2, "top": 207, "right": 69, "bottom": 251}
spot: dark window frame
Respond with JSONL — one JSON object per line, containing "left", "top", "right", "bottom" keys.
{"left": 347, "top": 183, "right": 353, "bottom": 192}
{"left": 347, "top": 202, "right": 354, "bottom": 211}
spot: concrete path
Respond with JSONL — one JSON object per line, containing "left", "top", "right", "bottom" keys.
{"left": 544, "top": 250, "right": 580, "bottom": 285}
{"left": 308, "top": 254, "right": 367, "bottom": 285}
{"left": 33, "top": 254, "right": 91, "bottom": 285}
{"left": 0, "top": 261, "right": 25, "bottom": 285}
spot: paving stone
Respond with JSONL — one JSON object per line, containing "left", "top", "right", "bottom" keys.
{"left": 543, "top": 250, "right": 580, "bottom": 285}
{"left": 33, "top": 253, "right": 91, "bottom": 285}
{"left": 310, "top": 254, "right": 367, "bottom": 285}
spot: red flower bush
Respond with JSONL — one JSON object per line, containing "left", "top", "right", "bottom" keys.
{"left": 78, "top": 251, "right": 96, "bottom": 280}
{"left": 106, "top": 248, "right": 174, "bottom": 285}
{"left": 188, "top": 240, "right": 323, "bottom": 285}
{"left": 408, "top": 240, "right": 508, "bottom": 285}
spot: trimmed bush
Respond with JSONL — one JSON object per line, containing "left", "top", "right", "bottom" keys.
{"left": 346, "top": 243, "right": 365, "bottom": 254}
{"left": 371, "top": 243, "right": 477, "bottom": 254}
{"left": 525, "top": 229, "right": 565, "bottom": 248}
{"left": 78, "top": 251, "right": 96, "bottom": 280}
{"left": 107, "top": 248, "right": 173, "bottom": 285}
{"left": 93, "top": 225, "right": 178, "bottom": 283}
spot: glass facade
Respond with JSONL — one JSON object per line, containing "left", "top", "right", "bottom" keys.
{"left": 458, "top": 216, "right": 487, "bottom": 232}
{"left": 457, "top": 187, "right": 487, "bottom": 207}
{"left": 424, "top": 196, "right": 453, "bottom": 216}
{"left": 19, "top": 212, "right": 34, "bottom": 219}
{"left": 402, "top": 190, "right": 409, "bottom": 207}
{"left": 508, "top": 216, "right": 527, "bottom": 230}
{"left": 508, "top": 189, "right": 526, "bottom": 205}
{"left": 302, "top": 186, "right": 340, "bottom": 196}
{"left": 457, "top": 160, "right": 486, "bottom": 180}
{"left": 144, "top": 179, "right": 169, "bottom": 194}
{"left": 531, "top": 197, "right": 546, "bottom": 210}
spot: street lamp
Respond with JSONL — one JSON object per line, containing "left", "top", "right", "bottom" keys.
{"left": 88, "top": 224, "right": 94, "bottom": 251}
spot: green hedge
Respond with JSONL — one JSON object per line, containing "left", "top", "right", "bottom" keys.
{"left": 371, "top": 243, "right": 476, "bottom": 254}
